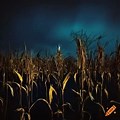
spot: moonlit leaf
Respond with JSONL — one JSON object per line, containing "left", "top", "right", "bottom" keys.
{"left": 49, "top": 85, "right": 57, "bottom": 104}
{"left": 6, "top": 83, "right": 14, "bottom": 97}
{"left": 62, "top": 72, "right": 71, "bottom": 92}
{"left": 14, "top": 70, "right": 23, "bottom": 83}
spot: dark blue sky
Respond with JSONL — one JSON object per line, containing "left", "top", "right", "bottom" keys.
{"left": 0, "top": 0, "right": 120, "bottom": 56}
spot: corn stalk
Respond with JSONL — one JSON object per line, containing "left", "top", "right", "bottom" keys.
{"left": 55, "top": 45, "right": 65, "bottom": 119}
{"left": 75, "top": 38, "right": 87, "bottom": 120}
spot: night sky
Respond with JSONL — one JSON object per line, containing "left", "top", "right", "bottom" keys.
{"left": 0, "top": 0, "right": 120, "bottom": 56}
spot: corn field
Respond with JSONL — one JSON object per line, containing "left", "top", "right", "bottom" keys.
{"left": 0, "top": 35, "right": 120, "bottom": 120}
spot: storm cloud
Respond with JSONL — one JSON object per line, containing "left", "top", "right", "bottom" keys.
{"left": 0, "top": 0, "right": 120, "bottom": 55}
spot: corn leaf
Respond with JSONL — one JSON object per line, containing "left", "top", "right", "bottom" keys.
{"left": 49, "top": 85, "right": 57, "bottom": 104}
{"left": 74, "top": 72, "right": 77, "bottom": 83}
{"left": 33, "top": 80, "right": 38, "bottom": 88}
{"left": 110, "top": 100, "right": 120, "bottom": 104}
{"left": 6, "top": 83, "right": 14, "bottom": 97}
{"left": 95, "top": 84, "right": 99, "bottom": 95}
{"left": 29, "top": 98, "right": 52, "bottom": 113}
{"left": 82, "top": 111, "right": 91, "bottom": 120}
{"left": 16, "top": 107, "right": 25, "bottom": 112}
{"left": 95, "top": 102, "right": 105, "bottom": 113}
{"left": 104, "top": 88, "right": 108, "bottom": 99}
{"left": 14, "top": 70, "right": 23, "bottom": 83}
{"left": 72, "top": 89, "right": 80, "bottom": 96}
{"left": 62, "top": 72, "right": 71, "bottom": 92}
{"left": 21, "top": 86, "right": 28, "bottom": 95}
{"left": 89, "top": 92, "right": 94, "bottom": 101}
{"left": 0, "top": 97, "right": 3, "bottom": 107}
{"left": 24, "top": 113, "right": 31, "bottom": 120}
{"left": 12, "top": 82, "right": 21, "bottom": 88}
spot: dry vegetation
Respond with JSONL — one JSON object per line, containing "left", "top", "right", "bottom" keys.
{"left": 0, "top": 33, "right": 120, "bottom": 120}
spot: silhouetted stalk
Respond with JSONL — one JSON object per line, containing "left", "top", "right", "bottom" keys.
{"left": 75, "top": 38, "right": 86, "bottom": 120}
{"left": 45, "top": 80, "right": 48, "bottom": 101}
{"left": 97, "top": 45, "right": 104, "bottom": 105}
{"left": 3, "top": 71, "right": 8, "bottom": 120}
{"left": 55, "top": 45, "right": 65, "bottom": 119}
{"left": 29, "top": 69, "right": 33, "bottom": 105}
{"left": 27, "top": 73, "right": 30, "bottom": 110}
{"left": 20, "top": 82, "right": 22, "bottom": 107}
{"left": 31, "top": 80, "right": 33, "bottom": 104}
{"left": 4, "top": 84, "right": 8, "bottom": 120}
{"left": 14, "top": 70, "right": 23, "bottom": 107}
{"left": 3, "top": 58, "right": 9, "bottom": 120}
{"left": 3, "top": 72, "right": 5, "bottom": 88}
{"left": 79, "top": 69, "right": 86, "bottom": 120}
{"left": 100, "top": 83, "right": 103, "bottom": 105}
{"left": 100, "top": 72, "right": 104, "bottom": 105}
